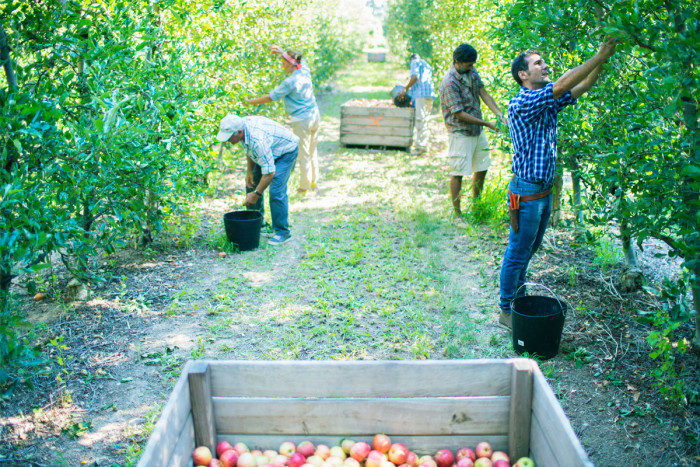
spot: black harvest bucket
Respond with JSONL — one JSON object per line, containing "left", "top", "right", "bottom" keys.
{"left": 223, "top": 210, "right": 263, "bottom": 251}
{"left": 511, "top": 283, "right": 567, "bottom": 360}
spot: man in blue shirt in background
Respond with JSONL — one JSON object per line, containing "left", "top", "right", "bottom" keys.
{"left": 398, "top": 53, "right": 436, "bottom": 155}
{"left": 498, "top": 39, "right": 618, "bottom": 329}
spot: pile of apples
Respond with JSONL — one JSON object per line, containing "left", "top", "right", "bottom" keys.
{"left": 344, "top": 99, "right": 395, "bottom": 107}
{"left": 192, "top": 434, "right": 535, "bottom": 467}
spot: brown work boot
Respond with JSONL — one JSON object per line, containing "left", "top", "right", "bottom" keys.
{"left": 498, "top": 310, "right": 512, "bottom": 330}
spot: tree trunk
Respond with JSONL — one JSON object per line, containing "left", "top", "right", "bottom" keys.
{"left": 550, "top": 171, "right": 563, "bottom": 228}
{"left": 0, "top": 22, "right": 17, "bottom": 90}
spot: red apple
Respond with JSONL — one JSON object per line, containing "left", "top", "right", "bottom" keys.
{"left": 272, "top": 455, "right": 289, "bottom": 466}
{"left": 280, "top": 442, "right": 297, "bottom": 458}
{"left": 434, "top": 449, "right": 454, "bottom": 467}
{"left": 221, "top": 450, "right": 240, "bottom": 467}
{"left": 372, "top": 434, "right": 392, "bottom": 454}
{"left": 366, "top": 450, "right": 388, "bottom": 467}
{"left": 316, "top": 445, "right": 331, "bottom": 460}
{"left": 217, "top": 441, "right": 234, "bottom": 458}
{"left": 490, "top": 453, "right": 509, "bottom": 464}
{"left": 456, "top": 449, "right": 476, "bottom": 462}
{"left": 457, "top": 459, "right": 474, "bottom": 467}
{"left": 418, "top": 456, "right": 436, "bottom": 467}
{"left": 473, "top": 459, "right": 492, "bottom": 467}
{"left": 298, "top": 442, "right": 316, "bottom": 458}
{"left": 238, "top": 452, "right": 256, "bottom": 467}
{"left": 193, "top": 446, "right": 213, "bottom": 466}
{"left": 492, "top": 461, "right": 510, "bottom": 467}
{"left": 350, "top": 442, "right": 371, "bottom": 462}
{"left": 513, "top": 458, "right": 534, "bottom": 467}
{"left": 475, "top": 443, "right": 492, "bottom": 459}
{"left": 340, "top": 439, "right": 355, "bottom": 455}
{"left": 289, "top": 453, "right": 307, "bottom": 467}
{"left": 405, "top": 452, "right": 419, "bottom": 467}
{"left": 235, "top": 443, "right": 250, "bottom": 455}
{"left": 388, "top": 443, "right": 409, "bottom": 465}
{"left": 210, "top": 460, "right": 223, "bottom": 467}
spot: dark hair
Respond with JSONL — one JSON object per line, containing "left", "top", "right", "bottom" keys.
{"left": 453, "top": 44, "right": 477, "bottom": 63}
{"left": 511, "top": 51, "right": 540, "bottom": 85}
{"left": 410, "top": 53, "right": 420, "bottom": 60}
{"left": 286, "top": 50, "right": 303, "bottom": 63}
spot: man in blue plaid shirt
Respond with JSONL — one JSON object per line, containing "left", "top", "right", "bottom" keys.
{"left": 398, "top": 53, "right": 436, "bottom": 154}
{"left": 498, "top": 40, "right": 618, "bottom": 329}
{"left": 217, "top": 114, "right": 299, "bottom": 245}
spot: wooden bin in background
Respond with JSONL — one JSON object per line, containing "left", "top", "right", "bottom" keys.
{"left": 340, "top": 100, "right": 414, "bottom": 150}
{"left": 137, "top": 359, "right": 592, "bottom": 467}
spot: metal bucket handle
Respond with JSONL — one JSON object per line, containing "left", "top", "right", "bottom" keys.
{"left": 514, "top": 282, "right": 568, "bottom": 317}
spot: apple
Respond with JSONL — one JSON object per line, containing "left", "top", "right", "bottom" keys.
{"left": 350, "top": 442, "right": 371, "bottom": 462}
{"left": 456, "top": 449, "right": 476, "bottom": 462}
{"left": 513, "top": 458, "right": 534, "bottom": 467}
{"left": 491, "top": 453, "right": 509, "bottom": 464}
{"left": 235, "top": 443, "right": 250, "bottom": 455}
{"left": 298, "top": 442, "right": 316, "bottom": 458}
{"left": 307, "top": 456, "right": 324, "bottom": 467}
{"left": 326, "top": 456, "right": 344, "bottom": 467}
{"left": 457, "top": 459, "right": 474, "bottom": 467}
{"left": 372, "top": 434, "right": 392, "bottom": 454}
{"left": 272, "top": 455, "right": 289, "bottom": 466}
{"left": 319, "top": 462, "right": 334, "bottom": 467}
{"left": 418, "top": 456, "right": 436, "bottom": 467}
{"left": 316, "top": 445, "right": 331, "bottom": 460}
{"left": 475, "top": 443, "right": 492, "bottom": 459}
{"left": 210, "top": 460, "right": 223, "bottom": 467}
{"left": 238, "top": 452, "right": 256, "bottom": 467}
{"left": 251, "top": 450, "right": 264, "bottom": 457}
{"left": 341, "top": 439, "right": 355, "bottom": 455}
{"left": 344, "top": 458, "right": 361, "bottom": 467}
{"left": 330, "top": 446, "right": 346, "bottom": 460}
{"left": 405, "top": 452, "right": 419, "bottom": 467}
{"left": 217, "top": 441, "right": 234, "bottom": 458}
{"left": 380, "top": 461, "right": 396, "bottom": 467}
{"left": 387, "top": 443, "right": 408, "bottom": 465}
{"left": 193, "top": 446, "right": 213, "bottom": 466}
{"left": 366, "top": 450, "right": 388, "bottom": 467}
{"left": 434, "top": 449, "right": 454, "bottom": 467}
{"left": 280, "top": 442, "right": 297, "bottom": 458}
{"left": 492, "top": 461, "right": 510, "bottom": 467}
{"left": 289, "top": 453, "right": 307, "bottom": 467}
{"left": 473, "top": 459, "right": 492, "bottom": 467}
{"left": 221, "top": 450, "right": 240, "bottom": 467}
{"left": 266, "top": 450, "right": 281, "bottom": 460}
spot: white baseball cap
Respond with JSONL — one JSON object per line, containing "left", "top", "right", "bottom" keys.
{"left": 216, "top": 114, "right": 244, "bottom": 142}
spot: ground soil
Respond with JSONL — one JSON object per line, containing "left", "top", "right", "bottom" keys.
{"left": 1, "top": 33, "right": 699, "bottom": 467}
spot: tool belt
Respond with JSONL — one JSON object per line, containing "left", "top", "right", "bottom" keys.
{"left": 508, "top": 188, "right": 552, "bottom": 233}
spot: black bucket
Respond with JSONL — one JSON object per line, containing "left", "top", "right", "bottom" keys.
{"left": 223, "top": 210, "right": 263, "bottom": 251}
{"left": 390, "top": 85, "right": 412, "bottom": 108}
{"left": 511, "top": 284, "right": 567, "bottom": 360}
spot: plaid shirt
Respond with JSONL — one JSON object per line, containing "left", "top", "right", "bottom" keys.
{"left": 439, "top": 65, "right": 484, "bottom": 136}
{"left": 409, "top": 58, "right": 435, "bottom": 98}
{"left": 242, "top": 116, "right": 299, "bottom": 175}
{"left": 508, "top": 82, "right": 576, "bottom": 184}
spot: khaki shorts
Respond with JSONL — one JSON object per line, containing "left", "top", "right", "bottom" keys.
{"left": 447, "top": 132, "right": 491, "bottom": 176}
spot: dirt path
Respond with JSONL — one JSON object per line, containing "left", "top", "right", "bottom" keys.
{"left": 1, "top": 58, "right": 698, "bottom": 467}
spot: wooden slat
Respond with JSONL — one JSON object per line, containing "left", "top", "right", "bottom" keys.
{"left": 189, "top": 361, "right": 217, "bottom": 455}
{"left": 508, "top": 358, "right": 533, "bottom": 459}
{"left": 529, "top": 410, "right": 560, "bottom": 467}
{"left": 340, "top": 134, "right": 412, "bottom": 147}
{"left": 341, "top": 115, "right": 414, "bottom": 128}
{"left": 168, "top": 413, "right": 195, "bottom": 467}
{"left": 216, "top": 434, "right": 510, "bottom": 456}
{"left": 341, "top": 106, "right": 414, "bottom": 118}
{"left": 341, "top": 125, "right": 412, "bottom": 137}
{"left": 530, "top": 369, "right": 592, "bottom": 466}
{"left": 213, "top": 397, "right": 510, "bottom": 436}
{"left": 208, "top": 360, "right": 513, "bottom": 398}
{"left": 137, "top": 361, "right": 194, "bottom": 467}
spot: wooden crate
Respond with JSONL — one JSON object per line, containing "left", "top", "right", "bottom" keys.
{"left": 367, "top": 52, "right": 386, "bottom": 62}
{"left": 137, "top": 359, "right": 592, "bottom": 467}
{"left": 340, "top": 100, "right": 414, "bottom": 149}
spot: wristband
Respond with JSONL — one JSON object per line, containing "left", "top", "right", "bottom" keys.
{"left": 254, "top": 189, "right": 262, "bottom": 196}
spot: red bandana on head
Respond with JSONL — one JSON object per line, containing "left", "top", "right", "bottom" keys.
{"left": 282, "top": 51, "right": 302, "bottom": 70}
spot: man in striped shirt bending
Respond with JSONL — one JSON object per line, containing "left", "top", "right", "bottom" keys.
{"left": 498, "top": 39, "right": 618, "bottom": 329}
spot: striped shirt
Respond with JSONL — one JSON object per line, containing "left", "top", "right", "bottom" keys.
{"left": 508, "top": 83, "right": 576, "bottom": 184}
{"left": 409, "top": 58, "right": 435, "bottom": 98}
{"left": 439, "top": 65, "right": 484, "bottom": 136}
{"left": 242, "top": 116, "right": 299, "bottom": 175}
{"left": 269, "top": 62, "right": 319, "bottom": 121}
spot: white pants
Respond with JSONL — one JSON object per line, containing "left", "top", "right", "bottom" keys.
{"left": 291, "top": 111, "right": 321, "bottom": 190}
{"left": 447, "top": 132, "right": 491, "bottom": 176}
{"left": 413, "top": 96, "right": 433, "bottom": 150}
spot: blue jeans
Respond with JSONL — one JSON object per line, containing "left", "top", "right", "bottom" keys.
{"left": 246, "top": 147, "right": 298, "bottom": 236}
{"left": 499, "top": 176, "right": 553, "bottom": 312}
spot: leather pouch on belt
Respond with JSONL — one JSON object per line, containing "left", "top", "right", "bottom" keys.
{"left": 508, "top": 190, "right": 520, "bottom": 233}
